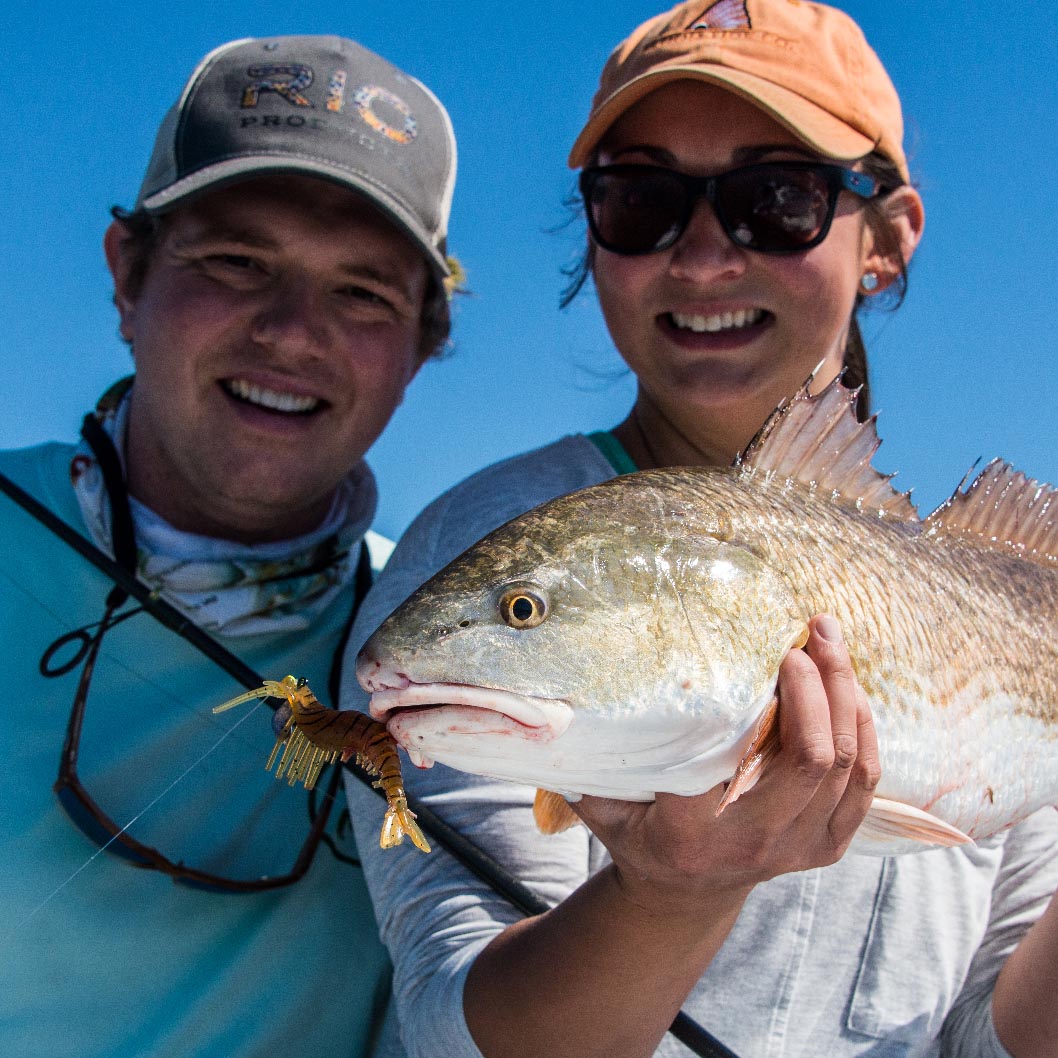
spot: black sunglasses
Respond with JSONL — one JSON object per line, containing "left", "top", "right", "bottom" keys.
{"left": 580, "top": 161, "right": 881, "bottom": 256}
{"left": 44, "top": 588, "right": 340, "bottom": 893}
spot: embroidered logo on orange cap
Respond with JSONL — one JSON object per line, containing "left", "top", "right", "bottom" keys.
{"left": 688, "top": 0, "right": 750, "bottom": 31}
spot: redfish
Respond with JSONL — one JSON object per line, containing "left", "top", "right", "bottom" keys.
{"left": 356, "top": 378, "right": 1058, "bottom": 855}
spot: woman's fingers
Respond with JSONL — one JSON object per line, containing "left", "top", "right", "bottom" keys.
{"left": 759, "top": 617, "right": 851, "bottom": 810}
{"left": 805, "top": 615, "right": 881, "bottom": 834}
{"left": 827, "top": 683, "right": 882, "bottom": 842}
{"left": 764, "top": 614, "right": 878, "bottom": 854}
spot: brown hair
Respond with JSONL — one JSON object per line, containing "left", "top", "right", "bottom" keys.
{"left": 560, "top": 149, "right": 913, "bottom": 422}
{"left": 109, "top": 205, "right": 452, "bottom": 362}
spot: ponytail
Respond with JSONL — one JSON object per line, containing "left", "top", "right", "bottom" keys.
{"left": 842, "top": 317, "right": 871, "bottom": 422}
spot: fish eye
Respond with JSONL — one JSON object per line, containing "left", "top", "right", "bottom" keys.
{"left": 498, "top": 587, "right": 548, "bottom": 630}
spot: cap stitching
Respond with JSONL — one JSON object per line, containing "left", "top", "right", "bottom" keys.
{"left": 173, "top": 40, "right": 249, "bottom": 181}
{"left": 644, "top": 30, "right": 800, "bottom": 51}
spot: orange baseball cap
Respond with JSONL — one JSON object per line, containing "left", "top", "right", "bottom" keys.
{"left": 568, "top": 0, "right": 909, "bottom": 183}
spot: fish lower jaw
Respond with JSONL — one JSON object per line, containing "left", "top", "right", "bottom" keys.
{"left": 370, "top": 685, "right": 574, "bottom": 769}
{"left": 387, "top": 702, "right": 573, "bottom": 773}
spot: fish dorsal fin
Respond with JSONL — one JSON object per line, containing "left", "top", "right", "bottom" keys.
{"left": 925, "top": 459, "right": 1058, "bottom": 566}
{"left": 737, "top": 372, "right": 918, "bottom": 522}
{"left": 533, "top": 788, "right": 582, "bottom": 835}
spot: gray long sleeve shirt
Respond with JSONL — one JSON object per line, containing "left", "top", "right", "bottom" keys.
{"left": 342, "top": 435, "right": 1058, "bottom": 1058}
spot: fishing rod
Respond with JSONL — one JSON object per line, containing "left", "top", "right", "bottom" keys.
{"left": 1, "top": 465, "right": 740, "bottom": 1058}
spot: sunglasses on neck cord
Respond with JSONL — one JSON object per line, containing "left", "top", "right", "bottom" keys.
{"left": 45, "top": 588, "right": 339, "bottom": 893}
{"left": 580, "top": 161, "right": 882, "bottom": 257}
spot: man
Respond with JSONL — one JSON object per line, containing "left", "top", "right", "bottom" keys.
{"left": 0, "top": 34, "right": 455, "bottom": 1058}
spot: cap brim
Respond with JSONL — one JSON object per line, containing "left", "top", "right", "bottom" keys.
{"left": 141, "top": 157, "right": 450, "bottom": 278}
{"left": 568, "top": 66, "right": 879, "bottom": 171}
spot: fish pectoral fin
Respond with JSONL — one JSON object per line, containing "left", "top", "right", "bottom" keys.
{"left": 716, "top": 696, "right": 780, "bottom": 815}
{"left": 533, "top": 788, "right": 582, "bottom": 835}
{"left": 859, "top": 798, "right": 974, "bottom": 849}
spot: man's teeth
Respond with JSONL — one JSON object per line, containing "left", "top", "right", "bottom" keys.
{"left": 670, "top": 308, "right": 764, "bottom": 333}
{"left": 225, "top": 379, "right": 320, "bottom": 413}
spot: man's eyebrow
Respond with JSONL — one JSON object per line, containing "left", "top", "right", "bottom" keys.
{"left": 333, "top": 261, "right": 413, "bottom": 288}
{"left": 605, "top": 144, "right": 678, "bottom": 165}
{"left": 170, "top": 224, "right": 421, "bottom": 292}
{"left": 171, "top": 223, "right": 278, "bottom": 250}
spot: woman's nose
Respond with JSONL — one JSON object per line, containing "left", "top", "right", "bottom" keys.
{"left": 666, "top": 199, "right": 747, "bottom": 282}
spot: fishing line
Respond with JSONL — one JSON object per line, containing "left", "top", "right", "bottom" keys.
{"left": 13, "top": 701, "right": 266, "bottom": 931}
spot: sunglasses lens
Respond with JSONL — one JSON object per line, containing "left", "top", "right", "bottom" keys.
{"left": 585, "top": 169, "right": 688, "bottom": 254}
{"left": 717, "top": 166, "right": 834, "bottom": 251}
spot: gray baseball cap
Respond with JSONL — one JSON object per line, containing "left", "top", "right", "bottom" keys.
{"left": 134, "top": 35, "right": 456, "bottom": 277}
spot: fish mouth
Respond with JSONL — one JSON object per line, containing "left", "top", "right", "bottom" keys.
{"left": 367, "top": 683, "right": 574, "bottom": 768}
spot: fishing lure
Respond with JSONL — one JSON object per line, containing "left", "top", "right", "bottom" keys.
{"left": 213, "top": 675, "right": 430, "bottom": 853}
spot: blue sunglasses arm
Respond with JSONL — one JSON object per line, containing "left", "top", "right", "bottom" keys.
{"left": 841, "top": 169, "right": 878, "bottom": 198}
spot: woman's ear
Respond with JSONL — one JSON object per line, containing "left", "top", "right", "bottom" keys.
{"left": 103, "top": 220, "right": 140, "bottom": 344}
{"left": 863, "top": 185, "right": 925, "bottom": 293}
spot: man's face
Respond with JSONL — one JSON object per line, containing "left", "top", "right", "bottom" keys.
{"left": 106, "top": 175, "right": 429, "bottom": 542}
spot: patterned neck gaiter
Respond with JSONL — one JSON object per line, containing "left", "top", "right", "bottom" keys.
{"left": 70, "top": 379, "right": 376, "bottom": 637}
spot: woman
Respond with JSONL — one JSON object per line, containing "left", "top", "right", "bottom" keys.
{"left": 341, "top": 3, "right": 1058, "bottom": 1056}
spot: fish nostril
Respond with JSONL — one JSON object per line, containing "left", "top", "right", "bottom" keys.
{"left": 458, "top": 620, "right": 471, "bottom": 628}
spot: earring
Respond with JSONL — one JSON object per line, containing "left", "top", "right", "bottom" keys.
{"left": 860, "top": 271, "right": 880, "bottom": 294}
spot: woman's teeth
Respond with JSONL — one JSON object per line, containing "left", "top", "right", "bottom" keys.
{"left": 224, "top": 379, "right": 320, "bottom": 414}
{"left": 669, "top": 308, "right": 764, "bottom": 333}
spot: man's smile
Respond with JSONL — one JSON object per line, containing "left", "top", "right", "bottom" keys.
{"left": 221, "top": 378, "right": 324, "bottom": 415}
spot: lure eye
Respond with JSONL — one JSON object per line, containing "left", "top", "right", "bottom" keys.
{"left": 498, "top": 587, "right": 548, "bottom": 630}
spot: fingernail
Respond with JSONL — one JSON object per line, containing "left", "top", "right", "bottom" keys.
{"left": 816, "top": 614, "right": 842, "bottom": 642}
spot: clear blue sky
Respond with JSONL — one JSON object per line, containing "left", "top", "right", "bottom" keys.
{"left": 4, "top": 0, "right": 1056, "bottom": 539}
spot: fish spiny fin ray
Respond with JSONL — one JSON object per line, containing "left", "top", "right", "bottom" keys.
{"left": 924, "top": 459, "right": 1058, "bottom": 567}
{"left": 859, "top": 798, "right": 973, "bottom": 849}
{"left": 737, "top": 371, "right": 918, "bottom": 522}
{"left": 533, "top": 788, "right": 581, "bottom": 834}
